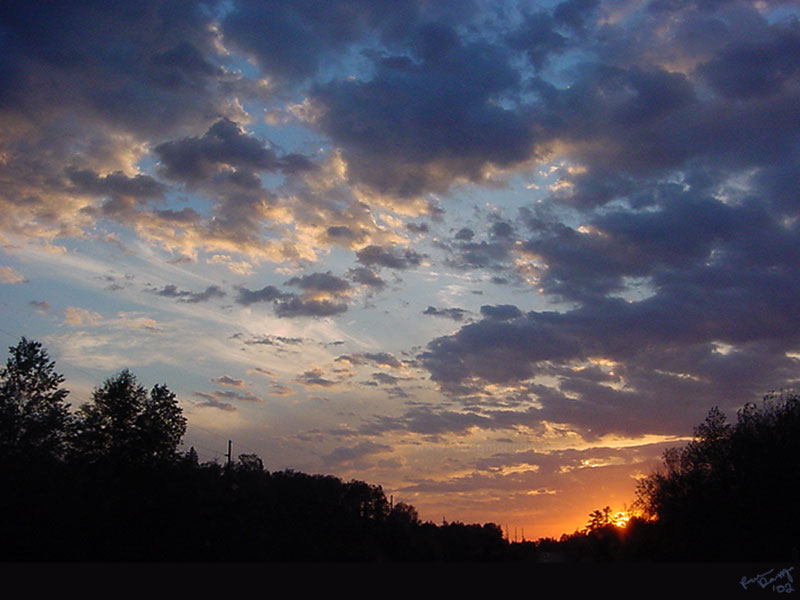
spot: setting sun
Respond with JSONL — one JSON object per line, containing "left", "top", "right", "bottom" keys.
{"left": 613, "top": 513, "right": 631, "bottom": 528}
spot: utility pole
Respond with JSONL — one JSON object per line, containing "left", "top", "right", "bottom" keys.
{"left": 225, "top": 439, "right": 232, "bottom": 468}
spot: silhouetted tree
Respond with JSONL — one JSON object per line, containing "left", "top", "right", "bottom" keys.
{"left": 0, "top": 337, "right": 71, "bottom": 461}
{"left": 138, "top": 383, "right": 186, "bottom": 462}
{"left": 183, "top": 446, "right": 200, "bottom": 467}
{"left": 584, "top": 506, "right": 614, "bottom": 532}
{"left": 0, "top": 338, "right": 519, "bottom": 562}
{"left": 389, "top": 502, "right": 420, "bottom": 526}
{"left": 236, "top": 453, "right": 264, "bottom": 472}
{"left": 74, "top": 369, "right": 186, "bottom": 464}
{"left": 635, "top": 394, "right": 800, "bottom": 560}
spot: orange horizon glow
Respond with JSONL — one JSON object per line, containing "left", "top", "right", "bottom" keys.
{"left": 500, "top": 506, "right": 636, "bottom": 542}
{"left": 613, "top": 512, "right": 631, "bottom": 528}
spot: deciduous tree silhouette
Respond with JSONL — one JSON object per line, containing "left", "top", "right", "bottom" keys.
{"left": 0, "top": 337, "right": 71, "bottom": 461}
{"left": 74, "top": 369, "right": 186, "bottom": 464}
{"left": 635, "top": 394, "right": 800, "bottom": 560}
{"left": 0, "top": 337, "right": 512, "bottom": 561}
{"left": 389, "top": 502, "right": 420, "bottom": 526}
{"left": 138, "top": 383, "right": 187, "bottom": 462}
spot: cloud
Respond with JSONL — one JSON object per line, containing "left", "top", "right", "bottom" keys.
{"left": 356, "top": 245, "right": 424, "bottom": 269}
{"left": 193, "top": 392, "right": 237, "bottom": 412}
{"left": 62, "top": 306, "right": 104, "bottom": 326}
{"left": 419, "top": 281, "right": 800, "bottom": 438}
{"left": 269, "top": 383, "right": 293, "bottom": 397}
{"left": 508, "top": 10, "right": 568, "bottom": 70}
{"left": 296, "top": 368, "right": 338, "bottom": 387}
{"left": 236, "top": 285, "right": 289, "bottom": 306}
{"left": 67, "top": 168, "right": 166, "bottom": 202}
{"left": 279, "top": 271, "right": 353, "bottom": 318}
{"left": 454, "top": 228, "right": 474, "bottom": 241}
{"left": 372, "top": 372, "right": 403, "bottom": 385}
{"left": 207, "top": 254, "right": 254, "bottom": 276}
{"left": 322, "top": 440, "right": 392, "bottom": 467}
{"left": 285, "top": 271, "right": 351, "bottom": 295}
{"left": 490, "top": 221, "right": 514, "bottom": 239}
{"left": 479, "top": 304, "right": 523, "bottom": 321}
{"left": 400, "top": 442, "right": 668, "bottom": 496}
{"left": 29, "top": 300, "right": 51, "bottom": 313}
{"left": 387, "top": 2, "right": 800, "bottom": 444}
{"left": 236, "top": 271, "right": 353, "bottom": 318}
{"left": 347, "top": 267, "right": 386, "bottom": 290}
{"left": 406, "top": 222, "right": 429, "bottom": 233}
{"left": 0, "top": 266, "right": 26, "bottom": 284}
{"left": 154, "top": 118, "right": 313, "bottom": 184}
{"left": 150, "top": 284, "right": 226, "bottom": 303}
{"left": 219, "top": 0, "right": 479, "bottom": 85}
{"left": 358, "top": 407, "right": 496, "bottom": 437}
{"left": 309, "top": 25, "right": 535, "bottom": 197}
{"left": 698, "top": 19, "right": 800, "bottom": 100}
{"left": 322, "top": 225, "right": 369, "bottom": 247}
{"left": 335, "top": 352, "right": 403, "bottom": 369}
{"left": 117, "top": 314, "right": 162, "bottom": 333}
{"left": 0, "top": 0, "right": 231, "bottom": 136}
{"left": 423, "top": 306, "right": 469, "bottom": 321}
{"left": 0, "top": 0, "right": 262, "bottom": 249}
{"left": 195, "top": 388, "right": 263, "bottom": 410}
{"left": 446, "top": 239, "right": 516, "bottom": 271}
{"left": 184, "top": 285, "right": 226, "bottom": 303}
{"left": 274, "top": 296, "right": 349, "bottom": 318}
{"left": 247, "top": 367, "right": 277, "bottom": 377}
{"left": 212, "top": 389, "right": 264, "bottom": 403}
{"left": 213, "top": 376, "right": 246, "bottom": 388}
{"left": 241, "top": 334, "right": 305, "bottom": 347}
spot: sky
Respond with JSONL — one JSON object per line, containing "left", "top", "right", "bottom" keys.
{"left": 1, "top": 0, "right": 799, "bottom": 540}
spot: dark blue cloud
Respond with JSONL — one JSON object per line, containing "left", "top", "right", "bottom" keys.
{"left": 0, "top": 0, "right": 228, "bottom": 132}
{"left": 155, "top": 119, "right": 313, "bottom": 183}
{"left": 479, "top": 305, "right": 522, "bottom": 321}
{"left": 423, "top": 306, "right": 469, "bottom": 321}
{"left": 309, "top": 29, "right": 533, "bottom": 196}
{"left": 347, "top": 267, "right": 386, "bottom": 290}
{"left": 699, "top": 21, "right": 800, "bottom": 99}
{"left": 356, "top": 245, "right": 424, "bottom": 270}
{"left": 275, "top": 297, "right": 349, "bottom": 318}
{"left": 285, "top": 271, "right": 351, "bottom": 294}
{"left": 236, "top": 285, "right": 288, "bottom": 306}
{"left": 150, "top": 284, "right": 226, "bottom": 303}
{"left": 220, "top": 0, "right": 479, "bottom": 84}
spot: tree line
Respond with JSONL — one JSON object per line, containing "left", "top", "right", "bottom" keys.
{"left": 1, "top": 336, "right": 797, "bottom": 561}
{"left": 514, "top": 392, "right": 800, "bottom": 563}
{"left": 0, "top": 337, "right": 507, "bottom": 561}
{"left": 0, "top": 337, "right": 185, "bottom": 465}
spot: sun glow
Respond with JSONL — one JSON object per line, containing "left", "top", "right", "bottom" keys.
{"left": 613, "top": 512, "right": 631, "bottom": 528}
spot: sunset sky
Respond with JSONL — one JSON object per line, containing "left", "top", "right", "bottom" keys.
{"left": 2, "top": 0, "right": 799, "bottom": 539}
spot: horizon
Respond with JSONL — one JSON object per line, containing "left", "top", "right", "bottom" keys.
{"left": 1, "top": 0, "right": 799, "bottom": 541}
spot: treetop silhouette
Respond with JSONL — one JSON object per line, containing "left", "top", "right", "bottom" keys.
{"left": 634, "top": 392, "right": 800, "bottom": 560}
{"left": 0, "top": 336, "right": 72, "bottom": 461}
{"left": 74, "top": 368, "right": 187, "bottom": 465}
